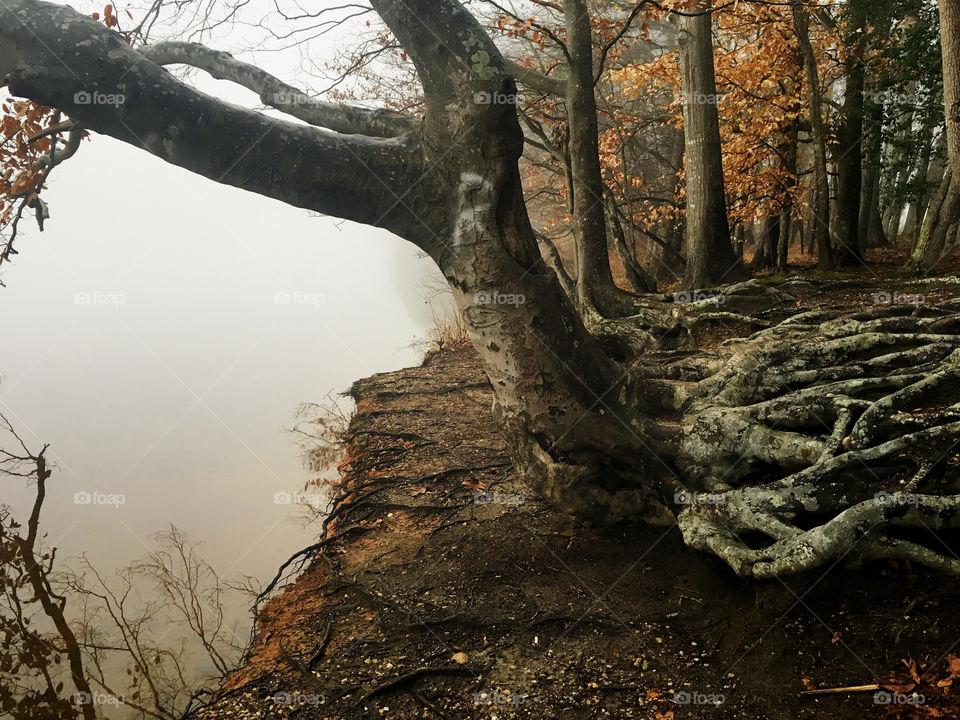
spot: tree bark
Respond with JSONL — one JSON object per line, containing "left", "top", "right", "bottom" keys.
{"left": 910, "top": 0, "right": 960, "bottom": 274}
{"left": 904, "top": 132, "right": 946, "bottom": 247}
{"left": 859, "top": 97, "right": 888, "bottom": 248}
{"left": 793, "top": 2, "right": 834, "bottom": 269}
{"left": 833, "top": 0, "right": 867, "bottom": 267}
{"left": 675, "top": 0, "right": 745, "bottom": 288}
{"left": 563, "top": 0, "right": 640, "bottom": 316}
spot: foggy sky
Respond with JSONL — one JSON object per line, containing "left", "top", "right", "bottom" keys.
{"left": 0, "top": 1, "right": 451, "bottom": 586}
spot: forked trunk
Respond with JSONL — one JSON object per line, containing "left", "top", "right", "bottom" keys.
{"left": 793, "top": 1, "right": 833, "bottom": 269}
{"left": 564, "top": 0, "right": 640, "bottom": 316}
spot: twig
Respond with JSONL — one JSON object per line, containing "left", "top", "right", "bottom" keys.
{"left": 408, "top": 689, "right": 453, "bottom": 719}
{"left": 306, "top": 620, "right": 333, "bottom": 669}
{"left": 801, "top": 684, "right": 880, "bottom": 695}
{"left": 360, "top": 666, "right": 475, "bottom": 702}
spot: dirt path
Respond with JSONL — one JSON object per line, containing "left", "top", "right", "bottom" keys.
{"left": 197, "top": 301, "right": 960, "bottom": 719}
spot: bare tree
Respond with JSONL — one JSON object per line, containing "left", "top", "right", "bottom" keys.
{"left": 0, "top": 413, "right": 242, "bottom": 719}
{"left": 0, "top": 415, "right": 94, "bottom": 720}
{"left": 61, "top": 527, "right": 243, "bottom": 720}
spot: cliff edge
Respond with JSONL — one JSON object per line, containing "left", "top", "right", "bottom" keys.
{"left": 196, "top": 344, "right": 960, "bottom": 720}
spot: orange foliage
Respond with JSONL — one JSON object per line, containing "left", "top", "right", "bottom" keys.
{"left": 0, "top": 99, "right": 60, "bottom": 232}
{"left": 0, "top": 6, "right": 122, "bottom": 255}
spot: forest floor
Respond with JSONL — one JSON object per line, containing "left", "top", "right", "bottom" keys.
{"left": 197, "top": 250, "right": 960, "bottom": 720}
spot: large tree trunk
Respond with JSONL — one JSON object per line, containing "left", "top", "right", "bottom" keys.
{"left": 676, "top": 0, "right": 745, "bottom": 289}
{"left": 793, "top": 2, "right": 834, "bottom": 269}
{"left": 910, "top": 0, "right": 960, "bottom": 274}
{"left": 563, "top": 0, "right": 640, "bottom": 315}
{"left": 833, "top": 0, "right": 867, "bottom": 267}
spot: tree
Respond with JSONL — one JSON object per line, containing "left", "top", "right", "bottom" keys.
{"left": 0, "top": 414, "right": 243, "bottom": 718}
{"left": 2, "top": 0, "right": 960, "bottom": 579}
{"left": 674, "top": 0, "right": 744, "bottom": 288}
{"left": 793, "top": 1, "right": 834, "bottom": 269}
{"left": 0, "top": 417, "right": 93, "bottom": 720}
{"left": 911, "top": 0, "right": 960, "bottom": 273}
{"left": 832, "top": 0, "right": 867, "bottom": 266}
{"left": 561, "top": 0, "right": 650, "bottom": 313}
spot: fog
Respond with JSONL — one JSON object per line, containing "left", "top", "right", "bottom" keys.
{"left": 0, "top": 73, "right": 447, "bottom": 588}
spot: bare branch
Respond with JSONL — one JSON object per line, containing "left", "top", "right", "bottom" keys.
{"left": 140, "top": 41, "right": 417, "bottom": 137}
{"left": 0, "top": 0, "right": 441, "bottom": 247}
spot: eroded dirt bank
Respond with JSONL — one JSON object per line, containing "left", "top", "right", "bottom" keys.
{"left": 197, "top": 342, "right": 960, "bottom": 720}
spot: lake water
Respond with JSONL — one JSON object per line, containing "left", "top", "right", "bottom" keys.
{"left": 0, "top": 135, "right": 449, "bottom": 664}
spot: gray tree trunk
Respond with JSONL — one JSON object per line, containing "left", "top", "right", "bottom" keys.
{"left": 833, "top": 0, "right": 866, "bottom": 266}
{"left": 910, "top": 0, "right": 960, "bottom": 273}
{"left": 904, "top": 132, "right": 946, "bottom": 247}
{"left": 793, "top": 2, "right": 834, "bottom": 269}
{"left": 563, "top": 0, "right": 639, "bottom": 315}
{"left": 675, "top": 0, "right": 744, "bottom": 288}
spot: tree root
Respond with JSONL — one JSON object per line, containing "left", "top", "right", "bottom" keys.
{"left": 639, "top": 288, "right": 960, "bottom": 577}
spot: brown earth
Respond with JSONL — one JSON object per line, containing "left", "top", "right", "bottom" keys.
{"left": 195, "top": 260, "right": 960, "bottom": 720}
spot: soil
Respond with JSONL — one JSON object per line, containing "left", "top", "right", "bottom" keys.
{"left": 195, "top": 255, "right": 960, "bottom": 720}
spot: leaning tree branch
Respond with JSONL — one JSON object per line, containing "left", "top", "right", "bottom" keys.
{"left": 504, "top": 59, "right": 567, "bottom": 97}
{"left": 140, "top": 42, "right": 417, "bottom": 138}
{"left": 0, "top": 0, "right": 439, "bottom": 247}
